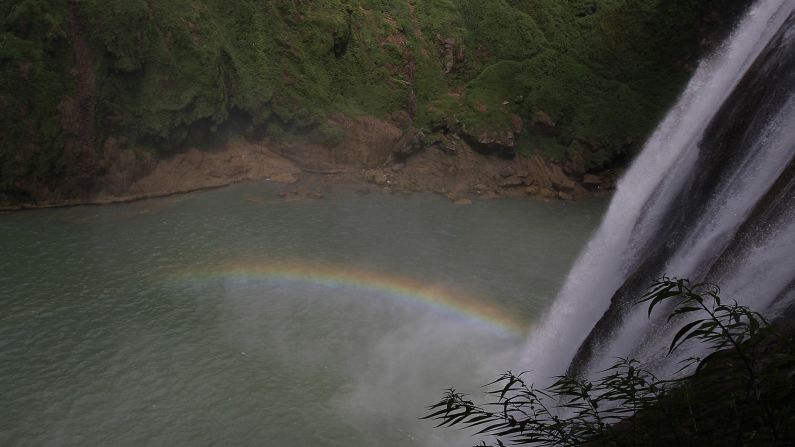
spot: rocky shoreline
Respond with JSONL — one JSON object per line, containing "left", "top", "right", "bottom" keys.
{"left": 0, "top": 116, "right": 618, "bottom": 211}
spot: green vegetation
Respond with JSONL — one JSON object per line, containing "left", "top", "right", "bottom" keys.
{"left": 0, "top": 0, "right": 741, "bottom": 199}
{"left": 425, "top": 278, "right": 795, "bottom": 446}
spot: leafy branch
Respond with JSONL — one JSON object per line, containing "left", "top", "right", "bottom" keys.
{"left": 424, "top": 277, "right": 795, "bottom": 446}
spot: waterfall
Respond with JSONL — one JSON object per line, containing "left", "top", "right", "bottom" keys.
{"left": 522, "top": 0, "right": 795, "bottom": 382}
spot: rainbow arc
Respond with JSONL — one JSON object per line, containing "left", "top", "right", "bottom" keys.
{"left": 172, "top": 261, "right": 524, "bottom": 337}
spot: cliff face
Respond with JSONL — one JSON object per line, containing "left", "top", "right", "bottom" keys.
{"left": 0, "top": 0, "right": 744, "bottom": 203}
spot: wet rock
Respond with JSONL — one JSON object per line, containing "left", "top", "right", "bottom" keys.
{"left": 558, "top": 191, "right": 573, "bottom": 200}
{"left": 306, "top": 190, "right": 324, "bottom": 199}
{"left": 453, "top": 198, "right": 473, "bottom": 205}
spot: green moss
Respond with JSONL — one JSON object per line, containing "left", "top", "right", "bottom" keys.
{"left": 457, "top": 0, "right": 548, "bottom": 61}
{"left": 450, "top": 50, "right": 653, "bottom": 166}
{"left": 0, "top": 0, "right": 70, "bottom": 194}
{"left": 1, "top": 0, "right": 730, "bottom": 196}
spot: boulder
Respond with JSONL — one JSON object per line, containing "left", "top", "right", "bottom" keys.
{"left": 373, "top": 172, "right": 388, "bottom": 185}
{"left": 460, "top": 127, "right": 516, "bottom": 158}
{"left": 327, "top": 115, "right": 402, "bottom": 166}
{"left": 364, "top": 169, "right": 389, "bottom": 185}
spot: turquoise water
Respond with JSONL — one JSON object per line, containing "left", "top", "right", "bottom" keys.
{"left": 0, "top": 183, "right": 606, "bottom": 446}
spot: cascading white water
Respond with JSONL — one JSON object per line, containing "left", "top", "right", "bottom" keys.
{"left": 604, "top": 92, "right": 795, "bottom": 376}
{"left": 521, "top": 0, "right": 795, "bottom": 382}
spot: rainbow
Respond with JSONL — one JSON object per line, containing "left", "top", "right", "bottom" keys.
{"left": 170, "top": 261, "right": 525, "bottom": 337}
